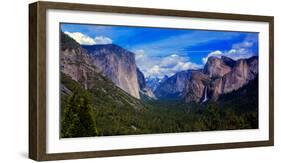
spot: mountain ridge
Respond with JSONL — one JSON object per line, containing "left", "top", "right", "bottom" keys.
{"left": 61, "top": 31, "right": 258, "bottom": 104}
{"left": 154, "top": 55, "right": 258, "bottom": 103}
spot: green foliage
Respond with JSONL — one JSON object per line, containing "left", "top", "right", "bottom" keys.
{"left": 60, "top": 72, "right": 258, "bottom": 138}
{"left": 61, "top": 88, "right": 98, "bottom": 138}
{"left": 219, "top": 76, "right": 258, "bottom": 113}
{"left": 202, "top": 103, "right": 221, "bottom": 130}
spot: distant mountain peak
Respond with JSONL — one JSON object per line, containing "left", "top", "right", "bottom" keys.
{"left": 161, "top": 75, "right": 169, "bottom": 82}
{"left": 154, "top": 70, "right": 193, "bottom": 99}
{"left": 145, "top": 76, "right": 161, "bottom": 92}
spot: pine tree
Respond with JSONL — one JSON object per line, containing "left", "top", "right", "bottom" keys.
{"left": 61, "top": 89, "right": 98, "bottom": 138}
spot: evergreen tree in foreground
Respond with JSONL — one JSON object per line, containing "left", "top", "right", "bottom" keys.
{"left": 61, "top": 89, "right": 98, "bottom": 137}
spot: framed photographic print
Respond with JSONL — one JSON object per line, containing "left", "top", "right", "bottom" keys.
{"left": 29, "top": 1, "right": 274, "bottom": 161}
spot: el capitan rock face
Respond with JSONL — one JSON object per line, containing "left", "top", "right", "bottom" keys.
{"left": 61, "top": 32, "right": 143, "bottom": 99}
{"left": 83, "top": 44, "right": 141, "bottom": 99}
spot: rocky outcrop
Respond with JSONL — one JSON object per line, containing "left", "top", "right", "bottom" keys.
{"left": 203, "top": 56, "right": 231, "bottom": 78}
{"left": 207, "top": 56, "right": 258, "bottom": 101}
{"left": 213, "top": 56, "right": 258, "bottom": 97}
{"left": 137, "top": 68, "right": 156, "bottom": 99}
{"left": 60, "top": 32, "right": 98, "bottom": 89}
{"left": 61, "top": 32, "right": 143, "bottom": 99}
{"left": 137, "top": 68, "right": 146, "bottom": 90}
{"left": 140, "top": 87, "right": 157, "bottom": 99}
{"left": 221, "top": 56, "right": 236, "bottom": 68}
{"left": 211, "top": 77, "right": 223, "bottom": 100}
{"left": 83, "top": 44, "right": 140, "bottom": 99}
{"left": 184, "top": 70, "right": 210, "bottom": 103}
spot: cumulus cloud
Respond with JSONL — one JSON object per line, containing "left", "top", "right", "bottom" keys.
{"left": 64, "top": 31, "right": 112, "bottom": 45}
{"left": 202, "top": 50, "right": 222, "bottom": 63}
{"left": 93, "top": 36, "right": 113, "bottom": 44}
{"left": 65, "top": 31, "right": 95, "bottom": 45}
{"left": 135, "top": 50, "right": 201, "bottom": 78}
{"left": 202, "top": 40, "right": 257, "bottom": 63}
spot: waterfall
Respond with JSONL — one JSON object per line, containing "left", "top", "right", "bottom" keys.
{"left": 201, "top": 86, "right": 208, "bottom": 104}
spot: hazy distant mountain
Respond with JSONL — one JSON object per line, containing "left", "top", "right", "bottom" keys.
{"left": 145, "top": 77, "right": 161, "bottom": 92}
{"left": 154, "top": 70, "right": 192, "bottom": 99}
{"left": 136, "top": 68, "right": 156, "bottom": 99}
{"left": 145, "top": 75, "right": 167, "bottom": 91}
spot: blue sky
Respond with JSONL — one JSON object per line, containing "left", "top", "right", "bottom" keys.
{"left": 61, "top": 23, "right": 258, "bottom": 78}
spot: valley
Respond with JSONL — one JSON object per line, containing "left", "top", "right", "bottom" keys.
{"left": 60, "top": 31, "right": 258, "bottom": 138}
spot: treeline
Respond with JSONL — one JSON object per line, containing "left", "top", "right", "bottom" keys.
{"left": 60, "top": 73, "right": 258, "bottom": 138}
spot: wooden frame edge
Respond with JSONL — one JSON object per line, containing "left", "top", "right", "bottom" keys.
{"left": 269, "top": 17, "right": 274, "bottom": 147}
{"left": 29, "top": 1, "right": 48, "bottom": 161}
{"left": 29, "top": 1, "right": 274, "bottom": 161}
{"left": 40, "top": 141, "right": 272, "bottom": 161}
{"left": 29, "top": 2, "right": 39, "bottom": 160}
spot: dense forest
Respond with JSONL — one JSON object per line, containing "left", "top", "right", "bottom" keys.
{"left": 61, "top": 72, "right": 258, "bottom": 138}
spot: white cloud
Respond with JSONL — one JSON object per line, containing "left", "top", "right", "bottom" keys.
{"left": 149, "top": 65, "right": 161, "bottom": 75}
{"left": 93, "top": 36, "right": 113, "bottom": 44}
{"left": 135, "top": 50, "right": 201, "bottom": 78}
{"left": 65, "top": 31, "right": 112, "bottom": 45}
{"left": 202, "top": 40, "right": 256, "bottom": 64}
{"left": 202, "top": 50, "right": 222, "bottom": 63}
{"left": 134, "top": 49, "right": 145, "bottom": 60}
{"left": 170, "top": 54, "right": 178, "bottom": 57}
{"left": 65, "top": 31, "right": 95, "bottom": 45}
